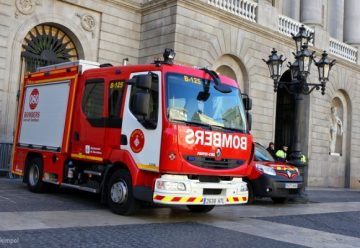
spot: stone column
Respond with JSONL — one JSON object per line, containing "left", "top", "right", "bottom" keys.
{"left": 257, "top": 0, "right": 279, "bottom": 31}
{"left": 327, "top": 0, "right": 344, "bottom": 41}
{"left": 300, "top": 0, "right": 324, "bottom": 27}
{"left": 282, "top": 0, "right": 300, "bottom": 21}
{"left": 344, "top": 0, "right": 360, "bottom": 46}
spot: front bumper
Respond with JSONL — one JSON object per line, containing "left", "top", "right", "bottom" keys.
{"left": 251, "top": 174, "right": 303, "bottom": 198}
{"left": 153, "top": 174, "right": 248, "bottom": 205}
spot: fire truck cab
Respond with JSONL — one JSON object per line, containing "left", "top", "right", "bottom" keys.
{"left": 12, "top": 49, "right": 254, "bottom": 215}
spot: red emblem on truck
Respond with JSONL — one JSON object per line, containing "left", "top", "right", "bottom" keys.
{"left": 130, "top": 129, "right": 145, "bottom": 153}
{"left": 29, "top": 89, "right": 39, "bottom": 110}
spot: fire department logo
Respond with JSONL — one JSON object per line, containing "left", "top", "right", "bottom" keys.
{"left": 287, "top": 170, "right": 292, "bottom": 178}
{"left": 130, "top": 129, "right": 145, "bottom": 153}
{"left": 215, "top": 148, "right": 222, "bottom": 160}
{"left": 29, "top": 88, "right": 39, "bottom": 110}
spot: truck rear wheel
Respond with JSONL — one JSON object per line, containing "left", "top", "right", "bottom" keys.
{"left": 26, "top": 157, "right": 46, "bottom": 193}
{"left": 187, "top": 205, "right": 215, "bottom": 213}
{"left": 107, "top": 169, "right": 139, "bottom": 215}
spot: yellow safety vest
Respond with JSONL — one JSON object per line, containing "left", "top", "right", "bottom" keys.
{"left": 301, "top": 155, "right": 306, "bottom": 163}
{"left": 276, "top": 150, "right": 286, "bottom": 158}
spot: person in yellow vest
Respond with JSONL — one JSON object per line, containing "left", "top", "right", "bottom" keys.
{"left": 275, "top": 145, "right": 288, "bottom": 162}
{"left": 300, "top": 154, "right": 307, "bottom": 164}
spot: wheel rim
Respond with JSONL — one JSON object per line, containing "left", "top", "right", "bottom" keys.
{"left": 110, "top": 179, "right": 128, "bottom": 204}
{"left": 29, "top": 164, "right": 39, "bottom": 186}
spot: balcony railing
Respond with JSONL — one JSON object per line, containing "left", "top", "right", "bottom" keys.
{"left": 207, "top": 0, "right": 257, "bottom": 23}
{"left": 278, "top": 15, "right": 314, "bottom": 44}
{"left": 329, "top": 38, "right": 358, "bottom": 63}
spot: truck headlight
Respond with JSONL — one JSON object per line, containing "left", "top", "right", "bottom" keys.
{"left": 156, "top": 180, "right": 187, "bottom": 191}
{"left": 237, "top": 184, "right": 248, "bottom": 193}
{"left": 255, "top": 163, "right": 276, "bottom": 176}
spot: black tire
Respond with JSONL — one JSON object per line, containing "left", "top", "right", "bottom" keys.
{"left": 187, "top": 205, "right": 215, "bottom": 213}
{"left": 271, "top": 197, "right": 288, "bottom": 204}
{"left": 26, "top": 157, "right": 46, "bottom": 193}
{"left": 107, "top": 169, "right": 139, "bottom": 215}
{"left": 46, "top": 183, "right": 60, "bottom": 193}
{"left": 245, "top": 179, "right": 254, "bottom": 204}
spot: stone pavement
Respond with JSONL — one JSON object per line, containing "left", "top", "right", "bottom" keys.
{"left": 0, "top": 178, "right": 359, "bottom": 248}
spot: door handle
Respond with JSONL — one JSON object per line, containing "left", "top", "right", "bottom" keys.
{"left": 74, "top": 131, "right": 80, "bottom": 141}
{"left": 121, "top": 134, "right": 127, "bottom": 145}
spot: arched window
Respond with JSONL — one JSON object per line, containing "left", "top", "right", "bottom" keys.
{"left": 21, "top": 24, "right": 78, "bottom": 72}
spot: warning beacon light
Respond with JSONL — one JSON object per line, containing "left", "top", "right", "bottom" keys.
{"left": 163, "top": 48, "right": 176, "bottom": 64}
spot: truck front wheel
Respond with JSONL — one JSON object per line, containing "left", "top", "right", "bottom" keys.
{"left": 26, "top": 157, "right": 46, "bottom": 193}
{"left": 187, "top": 205, "right": 215, "bottom": 213}
{"left": 244, "top": 179, "right": 254, "bottom": 204}
{"left": 107, "top": 170, "right": 139, "bottom": 215}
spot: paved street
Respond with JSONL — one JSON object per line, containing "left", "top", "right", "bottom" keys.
{"left": 0, "top": 178, "right": 359, "bottom": 248}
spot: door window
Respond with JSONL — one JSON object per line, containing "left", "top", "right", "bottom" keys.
{"left": 82, "top": 79, "right": 104, "bottom": 126}
{"left": 109, "top": 80, "right": 125, "bottom": 118}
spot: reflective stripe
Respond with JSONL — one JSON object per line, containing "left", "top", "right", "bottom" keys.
{"left": 153, "top": 195, "right": 203, "bottom": 203}
{"left": 276, "top": 166, "right": 296, "bottom": 171}
{"left": 137, "top": 164, "right": 159, "bottom": 172}
{"left": 227, "top": 197, "right": 247, "bottom": 203}
{"left": 71, "top": 153, "right": 103, "bottom": 162}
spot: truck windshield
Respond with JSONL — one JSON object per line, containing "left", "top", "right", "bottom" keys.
{"left": 166, "top": 73, "right": 248, "bottom": 133}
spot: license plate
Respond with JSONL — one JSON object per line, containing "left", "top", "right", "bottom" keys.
{"left": 285, "top": 183, "right": 298, "bottom": 189}
{"left": 203, "top": 197, "right": 226, "bottom": 205}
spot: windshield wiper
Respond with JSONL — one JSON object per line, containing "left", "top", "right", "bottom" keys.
{"left": 210, "top": 124, "right": 245, "bottom": 133}
{"left": 170, "top": 119, "right": 212, "bottom": 129}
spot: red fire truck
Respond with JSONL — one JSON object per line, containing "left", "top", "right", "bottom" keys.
{"left": 12, "top": 49, "right": 254, "bottom": 215}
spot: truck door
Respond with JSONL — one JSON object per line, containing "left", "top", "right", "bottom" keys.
{"left": 121, "top": 72, "right": 162, "bottom": 172}
{"left": 71, "top": 77, "right": 106, "bottom": 162}
{"left": 104, "top": 79, "right": 126, "bottom": 152}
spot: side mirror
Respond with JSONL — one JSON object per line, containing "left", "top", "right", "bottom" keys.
{"left": 242, "top": 95, "right": 252, "bottom": 111}
{"left": 246, "top": 112, "right": 252, "bottom": 131}
{"left": 127, "top": 74, "right": 152, "bottom": 90}
{"left": 132, "top": 92, "right": 150, "bottom": 117}
{"left": 197, "top": 91, "right": 210, "bottom": 101}
{"left": 136, "top": 75, "right": 152, "bottom": 90}
{"left": 214, "top": 83, "right": 232, "bottom": 93}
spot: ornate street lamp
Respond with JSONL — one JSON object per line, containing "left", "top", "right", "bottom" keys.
{"left": 263, "top": 48, "right": 286, "bottom": 92}
{"left": 316, "top": 51, "right": 336, "bottom": 82}
{"left": 296, "top": 44, "right": 314, "bottom": 78}
{"left": 292, "top": 25, "right": 313, "bottom": 53}
{"left": 263, "top": 25, "right": 336, "bottom": 166}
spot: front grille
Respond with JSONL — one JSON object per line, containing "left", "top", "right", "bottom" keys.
{"left": 199, "top": 176, "right": 220, "bottom": 183}
{"left": 288, "top": 189, "right": 301, "bottom": 194}
{"left": 276, "top": 170, "right": 299, "bottom": 179}
{"left": 185, "top": 155, "right": 244, "bottom": 169}
{"left": 203, "top": 188, "right": 222, "bottom": 195}
{"left": 188, "top": 175, "right": 233, "bottom": 182}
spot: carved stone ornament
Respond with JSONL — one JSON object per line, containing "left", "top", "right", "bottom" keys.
{"left": 81, "top": 14, "right": 96, "bottom": 32}
{"left": 16, "top": 0, "right": 39, "bottom": 15}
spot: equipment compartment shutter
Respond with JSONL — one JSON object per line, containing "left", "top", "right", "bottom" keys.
{"left": 19, "top": 81, "right": 70, "bottom": 149}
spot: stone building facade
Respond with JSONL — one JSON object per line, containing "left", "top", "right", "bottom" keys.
{"left": 0, "top": 0, "right": 359, "bottom": 188}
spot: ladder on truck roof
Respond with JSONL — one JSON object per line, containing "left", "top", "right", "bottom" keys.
{"left": 36, "top": 60, "right": 100, "bottom": 73}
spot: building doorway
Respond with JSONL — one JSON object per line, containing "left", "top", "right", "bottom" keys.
{"left": 274, "top": 70, "right": 295, "bottom": 151}
{"left": 21, "top": 24, "right": 79, "bottom": 73}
